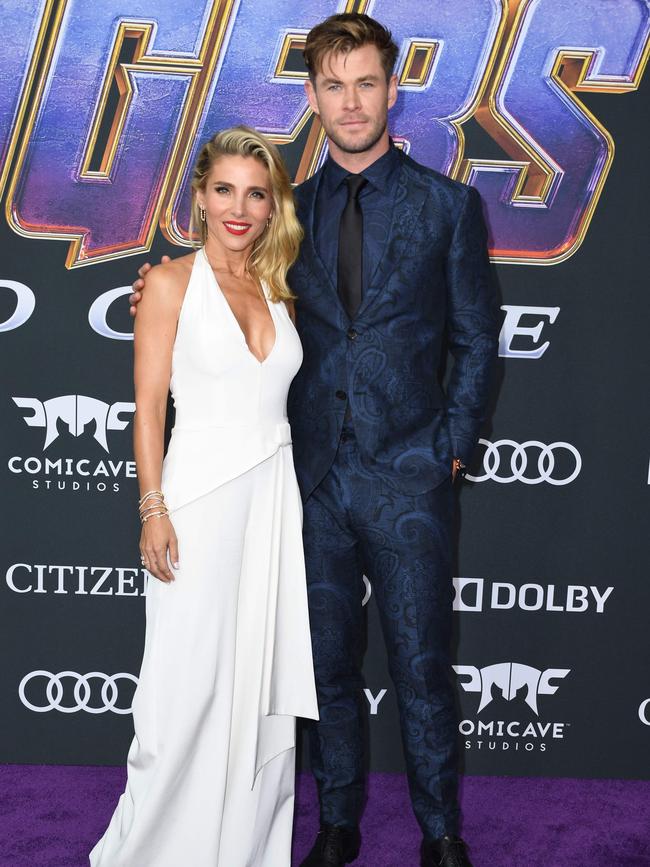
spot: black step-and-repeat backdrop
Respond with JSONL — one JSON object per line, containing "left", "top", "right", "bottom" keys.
{"left": 2, "top": 1, "right": 649, "bottom": 778}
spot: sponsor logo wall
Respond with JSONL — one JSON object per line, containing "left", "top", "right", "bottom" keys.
{"left": 9, "top": 394, "right": 136, "bottom": 493}
{"left": 1, "top": 2, "right": 649, "bottom": 778}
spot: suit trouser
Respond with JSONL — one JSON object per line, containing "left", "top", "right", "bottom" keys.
{"left": 302, "top": 425, "right": 459, "bottom": 840}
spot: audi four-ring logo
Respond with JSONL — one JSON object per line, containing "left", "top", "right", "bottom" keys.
{"left": 466, "top": 439, "right": 582, "bottom": 486}
{"left": 19, "top": 670, "right": 138, "bottom": 714}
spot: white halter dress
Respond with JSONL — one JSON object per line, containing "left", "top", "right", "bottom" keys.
{"left": 90, "top": 249, "right": 318, "bottom": 866}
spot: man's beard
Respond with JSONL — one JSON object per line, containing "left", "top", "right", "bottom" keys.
{"left": 325, "top": 116, "right": 387, "bottom": 155}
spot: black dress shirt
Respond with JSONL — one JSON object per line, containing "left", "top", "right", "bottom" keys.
{"left": 314, "top": 142, "right": 401, "bottom": 299}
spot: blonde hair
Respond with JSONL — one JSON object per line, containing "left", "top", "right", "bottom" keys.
{"left": 190, "top": 126, "right": 302, "bottom": 302}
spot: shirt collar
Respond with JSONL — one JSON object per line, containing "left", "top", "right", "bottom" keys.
{"left": 322, "top": 140, "right": 400, "bottom": 196}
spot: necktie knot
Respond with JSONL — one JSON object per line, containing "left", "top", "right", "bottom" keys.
{"left": 345, "top": 174, "right": 367, "bottom": 200}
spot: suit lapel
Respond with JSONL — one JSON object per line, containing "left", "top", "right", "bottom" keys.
{"left": 356, "top": 158, "right": 431, "bottom": 319}
{"left": 295, "top": 170, "right": 348, "bottom": 315}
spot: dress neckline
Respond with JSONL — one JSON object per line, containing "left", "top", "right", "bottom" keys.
{"left": 201, "top": 248, "right": 277, "bottom": 366}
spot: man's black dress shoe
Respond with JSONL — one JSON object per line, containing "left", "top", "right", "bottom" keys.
{"left": 299, "top": 824, "right": 361, "bottom": 866}
{"left": 420, "top": 835, "right": 474, "bottom": 867}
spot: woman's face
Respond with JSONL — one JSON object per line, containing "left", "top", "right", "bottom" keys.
{"left": 197, "top": 154, "right": 273, "bottom": 252}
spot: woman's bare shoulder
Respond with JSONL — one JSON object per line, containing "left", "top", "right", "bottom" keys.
{"left": 146, "top": 253, "right": 195, "bottom": 287}
{"left": 143, "top": 253, "right": 196, "bottom": 307}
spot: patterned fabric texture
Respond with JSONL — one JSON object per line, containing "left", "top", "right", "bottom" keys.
{"left": 288, "top": 148, "right": 499, "bottom": 500}
{"left": 287, "top": 149, "right": 498, "bottom": 839}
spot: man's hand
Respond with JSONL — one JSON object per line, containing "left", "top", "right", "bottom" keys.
{"left": 129, "top": 255, "right": 171, "bottom": 316}
{"left": 452, "top": 457, "right": 465, "bottom": 483}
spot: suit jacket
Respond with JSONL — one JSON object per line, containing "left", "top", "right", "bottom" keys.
{"left": 287, "top": 147, "right": 499, "bottom": 500}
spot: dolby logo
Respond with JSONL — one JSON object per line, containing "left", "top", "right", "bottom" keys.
{"left": 453, "top": 577, "right": 613, "bottom": 614}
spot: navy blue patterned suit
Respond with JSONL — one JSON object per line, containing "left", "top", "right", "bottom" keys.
{"left": 287, "top": 143, "right": 498, "bottom": 840}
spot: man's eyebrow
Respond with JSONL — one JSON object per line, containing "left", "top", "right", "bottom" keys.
{"left": 320, "top": 74, "right": 381, "bottom": 85}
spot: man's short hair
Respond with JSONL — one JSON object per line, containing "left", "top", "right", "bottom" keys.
{"left": 303, "top": 13, "right": 398, "bottom": 83}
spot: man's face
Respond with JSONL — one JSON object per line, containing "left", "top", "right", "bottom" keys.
{"left": 305, "top": 44, "right": 397, "bottom": 156}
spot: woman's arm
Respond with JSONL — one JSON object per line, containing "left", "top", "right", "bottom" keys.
{"left": 133, "top": 261, "right": 184, "bottom": 583}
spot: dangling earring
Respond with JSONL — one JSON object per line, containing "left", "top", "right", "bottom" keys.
{"left": 200, "top": 206, "right": 206, "bottom": 222}
{"left": 266, "top": 215, "right": 272, "bottom": 229}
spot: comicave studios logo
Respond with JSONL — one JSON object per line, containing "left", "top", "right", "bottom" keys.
{"left": 454, "top": 662, "right": 570, "bottom": 753}
{"left": 9, "top": 395, "right": 136, "bottom": 493}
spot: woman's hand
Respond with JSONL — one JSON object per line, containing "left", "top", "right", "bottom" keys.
{"left": 140, "top": 514, "right": 179, "bottom": 583}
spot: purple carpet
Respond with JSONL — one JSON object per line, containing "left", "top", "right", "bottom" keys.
{"left": 0, "top": 766, "right": 648, "bottom": 866}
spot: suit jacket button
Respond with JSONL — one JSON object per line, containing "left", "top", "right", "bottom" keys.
{"left": 347, "top": 327, "right": 358, "bottom": 340}
{"left": 335, "top": 389, "right": 347, "bottom": 400}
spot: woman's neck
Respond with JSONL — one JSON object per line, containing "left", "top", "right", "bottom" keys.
{"left": 203, "top": 235, "right": 252, "bottom": 279}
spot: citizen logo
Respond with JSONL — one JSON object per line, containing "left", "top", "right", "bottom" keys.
{"left": 453, "top": 578, "right": 613, "bottom": 614}
{"left": 5, "top": 563, "right": 148, "bottom": 596}
{"left": 13, "top": 395, "right": 135, "bottom": 452}
{"left": 466, "top": 439, "right": 581, "bottom": 486}
{"left": 453, "top": 663, "right": 570, "bottom": 715}
{"left": 19, "top": 671, "right": 138, "bottom": 714}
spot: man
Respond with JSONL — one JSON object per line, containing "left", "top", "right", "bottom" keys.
{"left": 132, "top": 14, "right": 497, "bottom": 867}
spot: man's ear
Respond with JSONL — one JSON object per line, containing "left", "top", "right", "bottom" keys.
{"left": 387, "top": 73, "right": 398, "bottom": 110}
{"left": 304, "top": 79, "right": 320, "bottom": 116}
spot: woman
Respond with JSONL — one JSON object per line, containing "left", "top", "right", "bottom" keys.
{"left": 90, "top": 126, "right": 318, "bottom": 866}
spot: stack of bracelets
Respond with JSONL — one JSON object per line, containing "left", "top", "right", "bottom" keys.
{"left": 139, "top": 489, "right": 168, "bottom": 524}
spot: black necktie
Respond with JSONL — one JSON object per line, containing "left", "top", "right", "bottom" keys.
{"left": 337, "top": 174, "right": 367, "bottom": 319}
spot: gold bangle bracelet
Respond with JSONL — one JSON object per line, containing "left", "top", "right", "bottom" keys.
{"left": 139, "top": 503, "right": 166, "bottom": 517}
{"left": 141, "top": 510, "right": 169, "bottom": 524}
{"left": 139, "top": 489, "right": 164, "bottom": 506}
